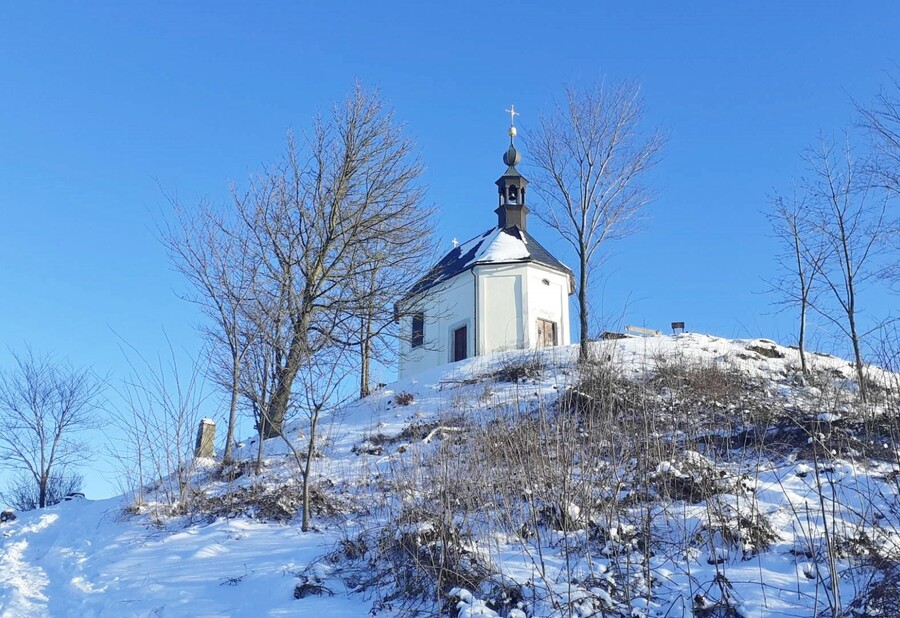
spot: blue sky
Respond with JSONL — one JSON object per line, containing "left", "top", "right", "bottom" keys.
{"left": 1, "top": 2, "right": 898, "bottom": 498}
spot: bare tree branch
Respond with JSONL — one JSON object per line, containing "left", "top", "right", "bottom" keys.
{"left": 0, "top": 348, "right": 103, "bottom": 508}
{"left": 525, "top": 80, "right": 666, "bottom": 359}
{"left": 801, "top": 134, "right": 891, "bottom": 401}
{"left": 766, "top": 187, "right": 830, "bottom": 377}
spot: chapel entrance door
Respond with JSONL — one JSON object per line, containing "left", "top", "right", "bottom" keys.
{"left": 452, "top": 326, "right": 468, "bottom": 362}
{"left": 536, "top": 319, "right": 558, "bottom": 347}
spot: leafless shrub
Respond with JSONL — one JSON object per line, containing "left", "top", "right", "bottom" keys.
{"left": 486, "top": 351, "right": 546, "bottom": 383}
{"left": 108, "top": 337, "right": 207, "bottom": 517}
{"left": 698, "top": 496, "right": 779, "bottom": 559}
{"left": 847, "top": 567, "right": 900, "bottom": 617}
{"left": 394, "top": 416, "right": 466, "bottom": 444}
{"left": 351, "top": 439, "right": 385, "bottom": 456}
{"left": 693, "top": 573, "right": 743, "bottom": 618}
{"left": 646, "top": 353, "right": 789, "bottom": 454}
{"left": 650, "top": 452, "right": 738, "bottom": 503}
{"left": 335, "top": 511, "right": 494, "bottom": 614}
{"left": 651, "top": 354, "right": 748, "bottom": 402}
{"left": 334, "top": 360, "right": 665, "bottom": 615}
{"left": 561, "top": 356, "right": 643, "bottom": 421}
{"left": 191, "top": 480, "right": 350, "bottom": 522}
{"left": 394, "top": 391, "right": 415, "bottom": 406}
{"left": 332, "top": 336, "right": 900, "bottom": 616}
{"left": 294, "top": 575, "right": 335, "bottom": 599}
{"left": 3, "top": 470, "right": 83, "bottom": 511}
{"left": 446, "top": 581, "right": 527, "bottom": 618}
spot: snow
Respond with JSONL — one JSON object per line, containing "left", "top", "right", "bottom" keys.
{"left": 448, "top": 227, "right": 532, "bottom": 280}
{"left": 1, "top": 333, "right": 898, "bottom": 617}
{"left": 474, "top": 228, "right": 530, "bottom": 263}
{"left": 0, "top": 499, "right": 369, "bottom": 617}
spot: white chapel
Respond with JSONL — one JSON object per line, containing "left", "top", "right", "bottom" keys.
{"left": 397, "top": 114, "right": 574, "bottom": 379}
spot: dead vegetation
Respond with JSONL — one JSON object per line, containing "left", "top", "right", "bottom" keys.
{"left": 137, "top": 480, "right": 357, "bottom": 523}
{"left": 484, "top": 352, "right": 547, "bottom": 383}
{"left": 394, "top": 391, "right": 415, "bottom": 406}
{"left": 109, "top": 336, "right": 900, "bottom": 617}
{"left": 326, "top": 346, "right": 900, "bottom": 616}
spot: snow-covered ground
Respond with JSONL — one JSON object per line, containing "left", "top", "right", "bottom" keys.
{"left": 0, "top": 498, "right": 369, "bottom": 617}
{"left": 1, "top": 334, "right": 898, "bottom": 617}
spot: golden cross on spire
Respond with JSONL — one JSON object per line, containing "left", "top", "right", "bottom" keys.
{"left": 505, "top": 104, "right": 519, "bottom": 127}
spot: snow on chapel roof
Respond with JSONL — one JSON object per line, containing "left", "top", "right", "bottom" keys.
{"left": 403, "top": 225, "right": 573, "bottom": 300}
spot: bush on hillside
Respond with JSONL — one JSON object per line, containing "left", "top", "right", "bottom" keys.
{"left": 488, "top": 351, "right": 547, "bottom": 383}
{"left": 394, "top": 391, "right": 415, "bottom": 406}
{"left": 3, "top": 470, "right": 83, "bottom": 511}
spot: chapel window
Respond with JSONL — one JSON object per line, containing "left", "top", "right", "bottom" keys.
{"left": 411, "top": 312, "right": 425, "bottom": 348}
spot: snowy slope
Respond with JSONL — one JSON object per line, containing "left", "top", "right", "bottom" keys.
{"left": 1, "top": 334, "right": 898, "bottom": 617}
{"left": 0, "top": 497, "right": 372, "bottom": 617}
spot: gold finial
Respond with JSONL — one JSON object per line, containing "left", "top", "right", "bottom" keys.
{"left": 505, "top": 104, "right": 519, "bottom": 138}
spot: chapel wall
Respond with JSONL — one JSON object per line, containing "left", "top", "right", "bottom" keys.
{"left": 398, "top": 274, "right": 474, "bottom": 379}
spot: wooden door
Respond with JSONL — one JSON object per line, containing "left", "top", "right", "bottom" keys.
{"left": 536, "top": 319, "right": 557, "bottom": 347}
{"left": 453, "top": 326, "right": 467, "bottom": 362}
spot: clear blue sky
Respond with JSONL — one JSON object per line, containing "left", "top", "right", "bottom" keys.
{"left": 1, "top": 3, "right": 898, "bottom": 498}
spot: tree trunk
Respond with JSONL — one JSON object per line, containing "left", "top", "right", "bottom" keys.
{"left": 798, "top": 299, "right": 809, "bottom": 378}
{"left": 578, "top": 253, "right": 589, "bottom": 362}
{"left": 39, "top": 472, "right": 48, "bottom": 508}
{"left": 359, "top": 316, "right": 372, "bottom": 399}
{"left": 255, "top": 409, "right": 266, "bottom": 475}
{"left": 255, "top": 428, "right": 265, "bottom": 474}
{"left": 793, "top": 231, "right": 811, "bottom": 379}
{"left": 254, "top": 396, "right": 267, "bottom": 474}
{"left": 847, "top": 306, "right": 867, "bottom": 403}
{"left": 301, "top": 406, "right": 321, "bottom": 532}
{"left": 843, "top": 240, "right": 867, "bottom": 402}
{"left": 263, "top": 314, "right": 310, "bottom": 438}
{"left": 254, "top": 357, "right": 270, "bottom": 474}
{"left": 223, "top": 356, "right": 240, "bottom": 464}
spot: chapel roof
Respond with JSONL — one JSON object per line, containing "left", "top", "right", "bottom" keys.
{"left": 402, "top": 225, "right": 574, "bottom": 301}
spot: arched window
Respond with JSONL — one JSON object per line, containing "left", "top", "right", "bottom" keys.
{"left": 508, "top": 185, "right": 518, "bottom": 202}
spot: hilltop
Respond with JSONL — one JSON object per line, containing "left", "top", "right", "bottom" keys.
{"left": 1, "top": 334, "right": 899, "bottom": 617}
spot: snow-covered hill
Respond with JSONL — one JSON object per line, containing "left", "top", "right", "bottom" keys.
{"left": 2, "top": 334, "right": 899, "bottom": 617}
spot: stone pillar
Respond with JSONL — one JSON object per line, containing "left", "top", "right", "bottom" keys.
{"left": 195, "top": 418, "right": 216, "bottom": 458}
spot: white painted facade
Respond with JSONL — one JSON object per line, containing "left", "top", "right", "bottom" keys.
{"left": 397, "top": 130, "right": 572, "bottom": 379}
{"left": 398, "top": 260, "right": 571, "bottom": 379}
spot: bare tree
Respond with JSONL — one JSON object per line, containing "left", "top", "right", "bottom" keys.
{"left": 238, "top": 273, "right": 291, "bottom": 473}
{"left": 858, "top": 72, "right": 900, "bottom": 196}
{"left": 766, "top": 189, "right": 829, "bottom": 377}
{"left": 166, "top": 84, "right": 431, "bottom": 463}
{"left": 803, "top": 135, "right": 890, "bottom": 401}
{"left": 163, "top": 198, "right": 260, "bottom": 464}
{"left": 232, "top": 84, "right": 428, "bottom": 436}
{"left": 526, "top": 80, "right": 665, "bottom": 359}
{"left": 235, "top": 269, "right": 349, "bottom": 531}
{"left": 275, "top": 345, "right": 349, "bottom": 531}
{"left": 0, "top": 349, "right": 102, "bottom": 509}
{"left": 350, "top": 211, "right": 435, "bottom": 398}
{"left": 857, "top": 73, "right": 900, "bottom": 285}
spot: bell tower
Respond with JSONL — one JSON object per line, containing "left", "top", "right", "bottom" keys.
{"left": 495, "top": 105, "right": 529, "bottom": 231}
